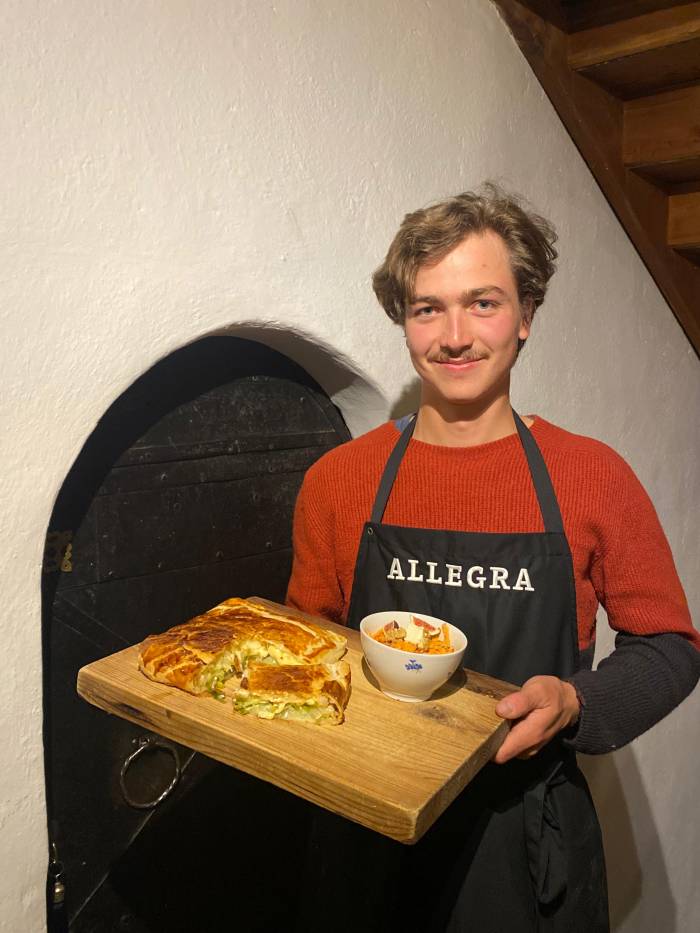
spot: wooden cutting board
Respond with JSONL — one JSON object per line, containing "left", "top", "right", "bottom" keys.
{"left": 76, "top": 598, "right": 514, "bottom": 844}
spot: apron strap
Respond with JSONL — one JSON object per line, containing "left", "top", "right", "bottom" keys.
{"left": 512, "top": 411, "right": 565, "bottom": 535}
{"left": 370, "top": 411, "right": 565, "bottom": 534}
{"left": 370, "top": 415, "right": 416, "bottom": 523}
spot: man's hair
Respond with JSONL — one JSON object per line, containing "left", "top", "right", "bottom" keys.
{"left": 372, "top": 183, "right": 558, "bottom": 325}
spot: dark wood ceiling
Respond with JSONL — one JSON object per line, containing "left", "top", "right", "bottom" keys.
{"left": 555, "top": 0, "right": 698, "bottom": 31}
{"left": 493, "top": 0, "right": 700, "bottom": 356}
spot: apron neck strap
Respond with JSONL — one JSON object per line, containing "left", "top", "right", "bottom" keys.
{"left": 370, "top": 411, "right": 565, "bottom": 534}
{"left": 512, "top": 411, "right": 564, "bottom": 534}
{"left": 370, "top": 415, "right": 416, "bottom": 523}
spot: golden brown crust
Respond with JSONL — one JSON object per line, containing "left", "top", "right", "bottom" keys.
{"left": 208, "top": 598, "right": 346, "bottom": 662}
{"left": 243, "top": 660, "right": 347, "bottom": 696}
{"left": 137, "top": 598, "right": 347, "bottom": 695}
{"left": 324, "top": 670, "right": 352, "bottom": 711}
{"left": 138, "top": 614, "right": 242, "bottom": 693}
{"left": 240, "top": 661, "right": 352, "bottom": 723}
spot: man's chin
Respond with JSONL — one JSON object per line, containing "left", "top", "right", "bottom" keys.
{"left": 425, "top": 389, "right": 488, "bottom": 410}
{"left": 420, "top": 373, "right": 511, "bottom": 412}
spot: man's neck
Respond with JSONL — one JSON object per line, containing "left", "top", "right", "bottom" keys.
{"left": 412, "top": 395, "right": 530, "bottom": 448}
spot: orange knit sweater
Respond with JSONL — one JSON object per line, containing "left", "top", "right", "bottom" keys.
{"left": 287, "top": 417, "right": 699, "bottom": 653}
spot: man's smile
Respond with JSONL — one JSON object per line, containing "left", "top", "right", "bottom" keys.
{"left": 431, "top": 355, "right": 486, "bottom": 370}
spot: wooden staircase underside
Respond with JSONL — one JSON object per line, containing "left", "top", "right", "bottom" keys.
{"left": 491, "top": 0, "right": 700, "bottom": 356}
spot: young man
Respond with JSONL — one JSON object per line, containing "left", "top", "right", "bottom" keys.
{"left": 286, "top": 186, "right": 699, "bottom": 933}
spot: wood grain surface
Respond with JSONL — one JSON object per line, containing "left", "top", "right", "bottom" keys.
{"left": 76, "top": 598, "right": 512, "bottom": 844}
{"left": 568, "top": 3, "right": 700, "bottom": 68}
{"left": 624, "top": 85, "right": 700, "bottom": 169}
{"left": 668, "top": 191, "right": 700, "bottom": 249}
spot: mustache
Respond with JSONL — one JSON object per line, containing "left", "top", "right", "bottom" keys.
{"left": 430, "top": 351, "right": 486, "bottom": 364}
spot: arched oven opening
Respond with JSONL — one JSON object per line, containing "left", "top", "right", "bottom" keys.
{"left": 42, "top": 335, "right": 351, "bottom": 932}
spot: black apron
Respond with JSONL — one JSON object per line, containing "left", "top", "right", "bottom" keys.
{"left": 296, "top": 413, "right": 608, "bottom": 933}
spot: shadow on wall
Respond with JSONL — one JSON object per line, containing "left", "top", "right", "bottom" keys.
{"left": 580, "top": 748, "right": 675, "bottom": 932}
{"left": 390, "top": 377, "right": 422, "bottom": 419}
{"left": 212, "top": 320, "right": 388, "bottom": 437}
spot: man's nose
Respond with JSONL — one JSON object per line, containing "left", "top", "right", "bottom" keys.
{"left": 440, "top": 309, "right": 473, "bottom": 351}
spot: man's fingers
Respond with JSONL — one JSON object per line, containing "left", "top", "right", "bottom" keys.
{"left": 492, "top": 678, "right": 580, "bottom": 764}
{"left": 493, "top": 730, "right": 542, "bottom": 764}
{"left": 493, "top": 720, "right": 551, "bottom": 764}
{"left": 495, "top": 677, "right": 577, "bottom": 722}
{"left": 492, "top": 703, "right": 567, "bottom": 763}
{"left": 494, "top": 714, "right": 548, "bottom": 762}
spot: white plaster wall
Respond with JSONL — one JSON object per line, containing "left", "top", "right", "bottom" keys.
{"left": 1, "top": 1, "right": 698, "bottom": 930}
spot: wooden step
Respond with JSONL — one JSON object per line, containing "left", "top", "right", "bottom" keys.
{"left": 569, "top": 3, "right": 700, "bottom": 98}
{"left": 564, "top": 1, "right": 700, "bottom": 33}
{"left": 623, "top": 85, "right": 700, "bottom": 184}
{"left": 668, "top": 191, "right": 700, "bottom": 262}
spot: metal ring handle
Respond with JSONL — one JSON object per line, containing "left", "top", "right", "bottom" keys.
{"left": 119, "top": 736, "right": 181, "bottom": 809}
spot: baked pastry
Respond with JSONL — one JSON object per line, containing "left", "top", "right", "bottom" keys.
{"left": 138, "top": 613, "right": 243, "bottom": 696}
{"left": 234, "top": 661, "right": 352, "bottom": 724}
{"left": 207, "top": 598, "right": 347, "bottom": 668}
{"left": 138, "top": 598, "right": 347, "bottom": 697}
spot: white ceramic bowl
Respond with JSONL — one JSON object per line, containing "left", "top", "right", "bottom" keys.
{"left": 360, "top": 610, "right": 467, "bottom": 702}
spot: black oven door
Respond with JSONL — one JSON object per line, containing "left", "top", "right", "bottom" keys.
{"left": 42, "top": 336, "right": 350, "bottom": 933}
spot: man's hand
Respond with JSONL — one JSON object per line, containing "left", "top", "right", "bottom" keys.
{"left": 492, "top": 676, "right": 580, "bottom": 764}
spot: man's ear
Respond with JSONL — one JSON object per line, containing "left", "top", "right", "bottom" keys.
{"left": 519, "top": 298, "right": 534, "bottom": 341}
{"left": 516, "top": 299, "right": 534, "bottom": 356}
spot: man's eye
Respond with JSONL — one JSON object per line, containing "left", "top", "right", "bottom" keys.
{"left": 475, "top": 300, "right": 496, "bottom": 311}
{"left": 412, "top": 306, "right": 435, "bottom": 316}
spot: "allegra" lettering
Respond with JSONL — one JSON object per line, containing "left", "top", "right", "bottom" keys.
{"left": 386, "top": 558, "right": 534, "bottom": 592}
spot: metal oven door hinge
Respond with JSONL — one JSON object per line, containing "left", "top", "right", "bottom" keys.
{"left": 43, "top": 531, "right": 73, "bottom": 573}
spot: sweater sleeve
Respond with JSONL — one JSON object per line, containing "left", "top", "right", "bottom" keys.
{"left": 567, "top": 455, "right": 699, "bottom": 754}
{"left": 285, "top": 461, "right": 347, "bottom": 625}
{"left": 568, "top": 632, "right": 700, "bottom": 754}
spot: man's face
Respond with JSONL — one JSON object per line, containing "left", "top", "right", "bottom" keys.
{"left": 404, "top": 231, "right": 530, "bottom": 412}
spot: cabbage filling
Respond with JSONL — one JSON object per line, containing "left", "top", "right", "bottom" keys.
{"left": 233, "top": 697, "right": 334, "bottom": 722}
{"left": 235, "top": 640, "right": 300, "bottom": 670}
{"left": 197, "top": 640, "right": 302, "bottom": 698}
{"left": 196, "top": 649, "right": 239, "bottom": 696}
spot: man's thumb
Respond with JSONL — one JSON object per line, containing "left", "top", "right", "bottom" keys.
{"left": 495, "top": 693, "right": 520, "bottom": 719}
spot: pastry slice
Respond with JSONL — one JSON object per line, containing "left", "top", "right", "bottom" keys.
{"left": 233, "top": 660, "right": 351, "bottom": 725}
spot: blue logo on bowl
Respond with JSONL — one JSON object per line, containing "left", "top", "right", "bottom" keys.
{"left": 405, "top": 659, "right": 423, "bottom": 671}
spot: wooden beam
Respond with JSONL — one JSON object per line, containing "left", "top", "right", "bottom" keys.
{"left": 568, "top": 4, "right": 700, "bottom": 99}
{"left": 623, "top": 86, "right": 700, "bottom": 183}
{"left": 668, "top": 191, "right": 700, "bottom": 254}
{"left": 569, "top": 3, "right": 700, "bottom": 67}
{"left": 515, "top": 1, "right": 569, "bottom": 29}
{"left": 490, "top": 0, "right": 700, "bottom": 355}
{"left": 563, "top": 1, "right": 700, "bottom": 33}
{"left": 572, "top": 39, "right": 700, "bottom": 100}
